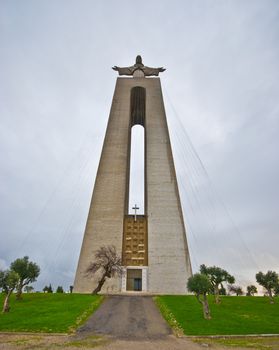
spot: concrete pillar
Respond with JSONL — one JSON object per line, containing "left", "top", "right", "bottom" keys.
{"left": 73, "top": 76, "right": 192, "bottom": 294}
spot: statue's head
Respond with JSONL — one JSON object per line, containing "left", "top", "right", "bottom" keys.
{"left": 136, "top": 55, "right": 143, "bottom": 65}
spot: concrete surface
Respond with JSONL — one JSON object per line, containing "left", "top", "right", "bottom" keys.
{"left": 74, "top": 75, "right": 192, "bottom": 294}
{"left": 77, "top": 296, "right": 171, "bottom": 339}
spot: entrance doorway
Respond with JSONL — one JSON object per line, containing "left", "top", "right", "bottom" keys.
{"left": 134, "top": 278, "right": 142, "bottom": 291}
{"left": 126, "top": 269, "right": 142, "bottom": 291}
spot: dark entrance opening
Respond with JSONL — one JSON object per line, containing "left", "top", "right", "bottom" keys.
{"left": 134, "top": 278, "right": 142, "bottom": 291}
{"left": 127, "top": 269, "right": 142, "bottom": 291}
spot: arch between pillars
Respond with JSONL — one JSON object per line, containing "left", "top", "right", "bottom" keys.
{"left": 125, "top": 85, "right": 147, "bottom": 215}
{"left": 130, "top": 86, "right": 146, "bottom": 127}
{"left": 122, "top": 86, "right": 148, "bottom": 280}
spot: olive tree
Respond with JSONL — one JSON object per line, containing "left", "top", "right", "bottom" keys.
{"left": 228, "top": 284, "right": 243, "bottom": 296}
{"left": 24, "top": 286, "right": 34, "bottom": 293}
{"left": 86, "top": 245, "right": 122, "bottom": 295}
{"left": 187, "top": 273, "right": 212, "bottom": 320}
{"left": 256, "top": 271, "right": 279, "bottom": 304}
{"left": 10, "top": 256, "right": 40, "bottom": 299}
{"left": 56, "top": 286, "right": 64, "bottom": 293}
{"left": 43, "top": 284, "right": 53, "bottom": 293}
{"left": 200, "top": 264, "right": 235, "bottom": 304}
{"left": 0, "top": 269, "right": 20, "bottom": 313}
{"left": 246, "top": 285, "right": 257, "bottom": 296}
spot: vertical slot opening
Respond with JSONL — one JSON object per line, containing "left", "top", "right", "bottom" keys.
{"left": 128, "top": 125, "right": 145, "bottom": 215}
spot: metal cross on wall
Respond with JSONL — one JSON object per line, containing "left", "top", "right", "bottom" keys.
{"left": 132, "top": 204, "right": 139, "bottom": 221}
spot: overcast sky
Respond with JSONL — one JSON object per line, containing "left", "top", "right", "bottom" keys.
{"left": 1, "top": 0, "right": 278, "bottom": 293}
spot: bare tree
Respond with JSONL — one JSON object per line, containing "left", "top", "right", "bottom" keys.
{"left": 86, "top": 245, "right": 122, "bottom": 294}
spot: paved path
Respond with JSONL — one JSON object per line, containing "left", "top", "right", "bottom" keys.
{"left": 0, "top": 296, "right": 253, "bottom": 349}
{"left": 77, "top": 295, "right": 172, "bottom": 340}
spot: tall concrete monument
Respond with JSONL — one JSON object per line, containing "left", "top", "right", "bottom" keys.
{"left": 74, "top": 56, "right": 192, "bottom": 294}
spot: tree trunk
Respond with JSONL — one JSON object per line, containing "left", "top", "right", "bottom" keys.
{"left": 197, "top": 294, "right": 211, "bottom": 320}
{"left": 268, "top": 289, "right": 274, "bottom": 304}
{"left": 214, "top": 285, "right": 220, "bottom": 304}
{"left": 202, "top": 294, "right": 211, "bottom": 320}
{"left": 2, "top": 291, "right": 12, "bottom": 313}
{"left": 92, "top": 274, "right": 106, "bottom": 295}
{"left": 16, "top": 282, "right": 23, "bottom": 300}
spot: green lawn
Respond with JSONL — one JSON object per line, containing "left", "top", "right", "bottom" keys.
{"left": 0, "top": 293, "right": 103, "bottom": 333}
{"left": 155, "top": 295, "right": 279, "bottom": 336}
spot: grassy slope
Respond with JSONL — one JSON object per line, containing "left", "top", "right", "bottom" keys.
{"left": 0, "top": 293, "right": 103, "bottom": 333}
{"left": 156, "top": 295, "right": 279, "bottom": 335}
